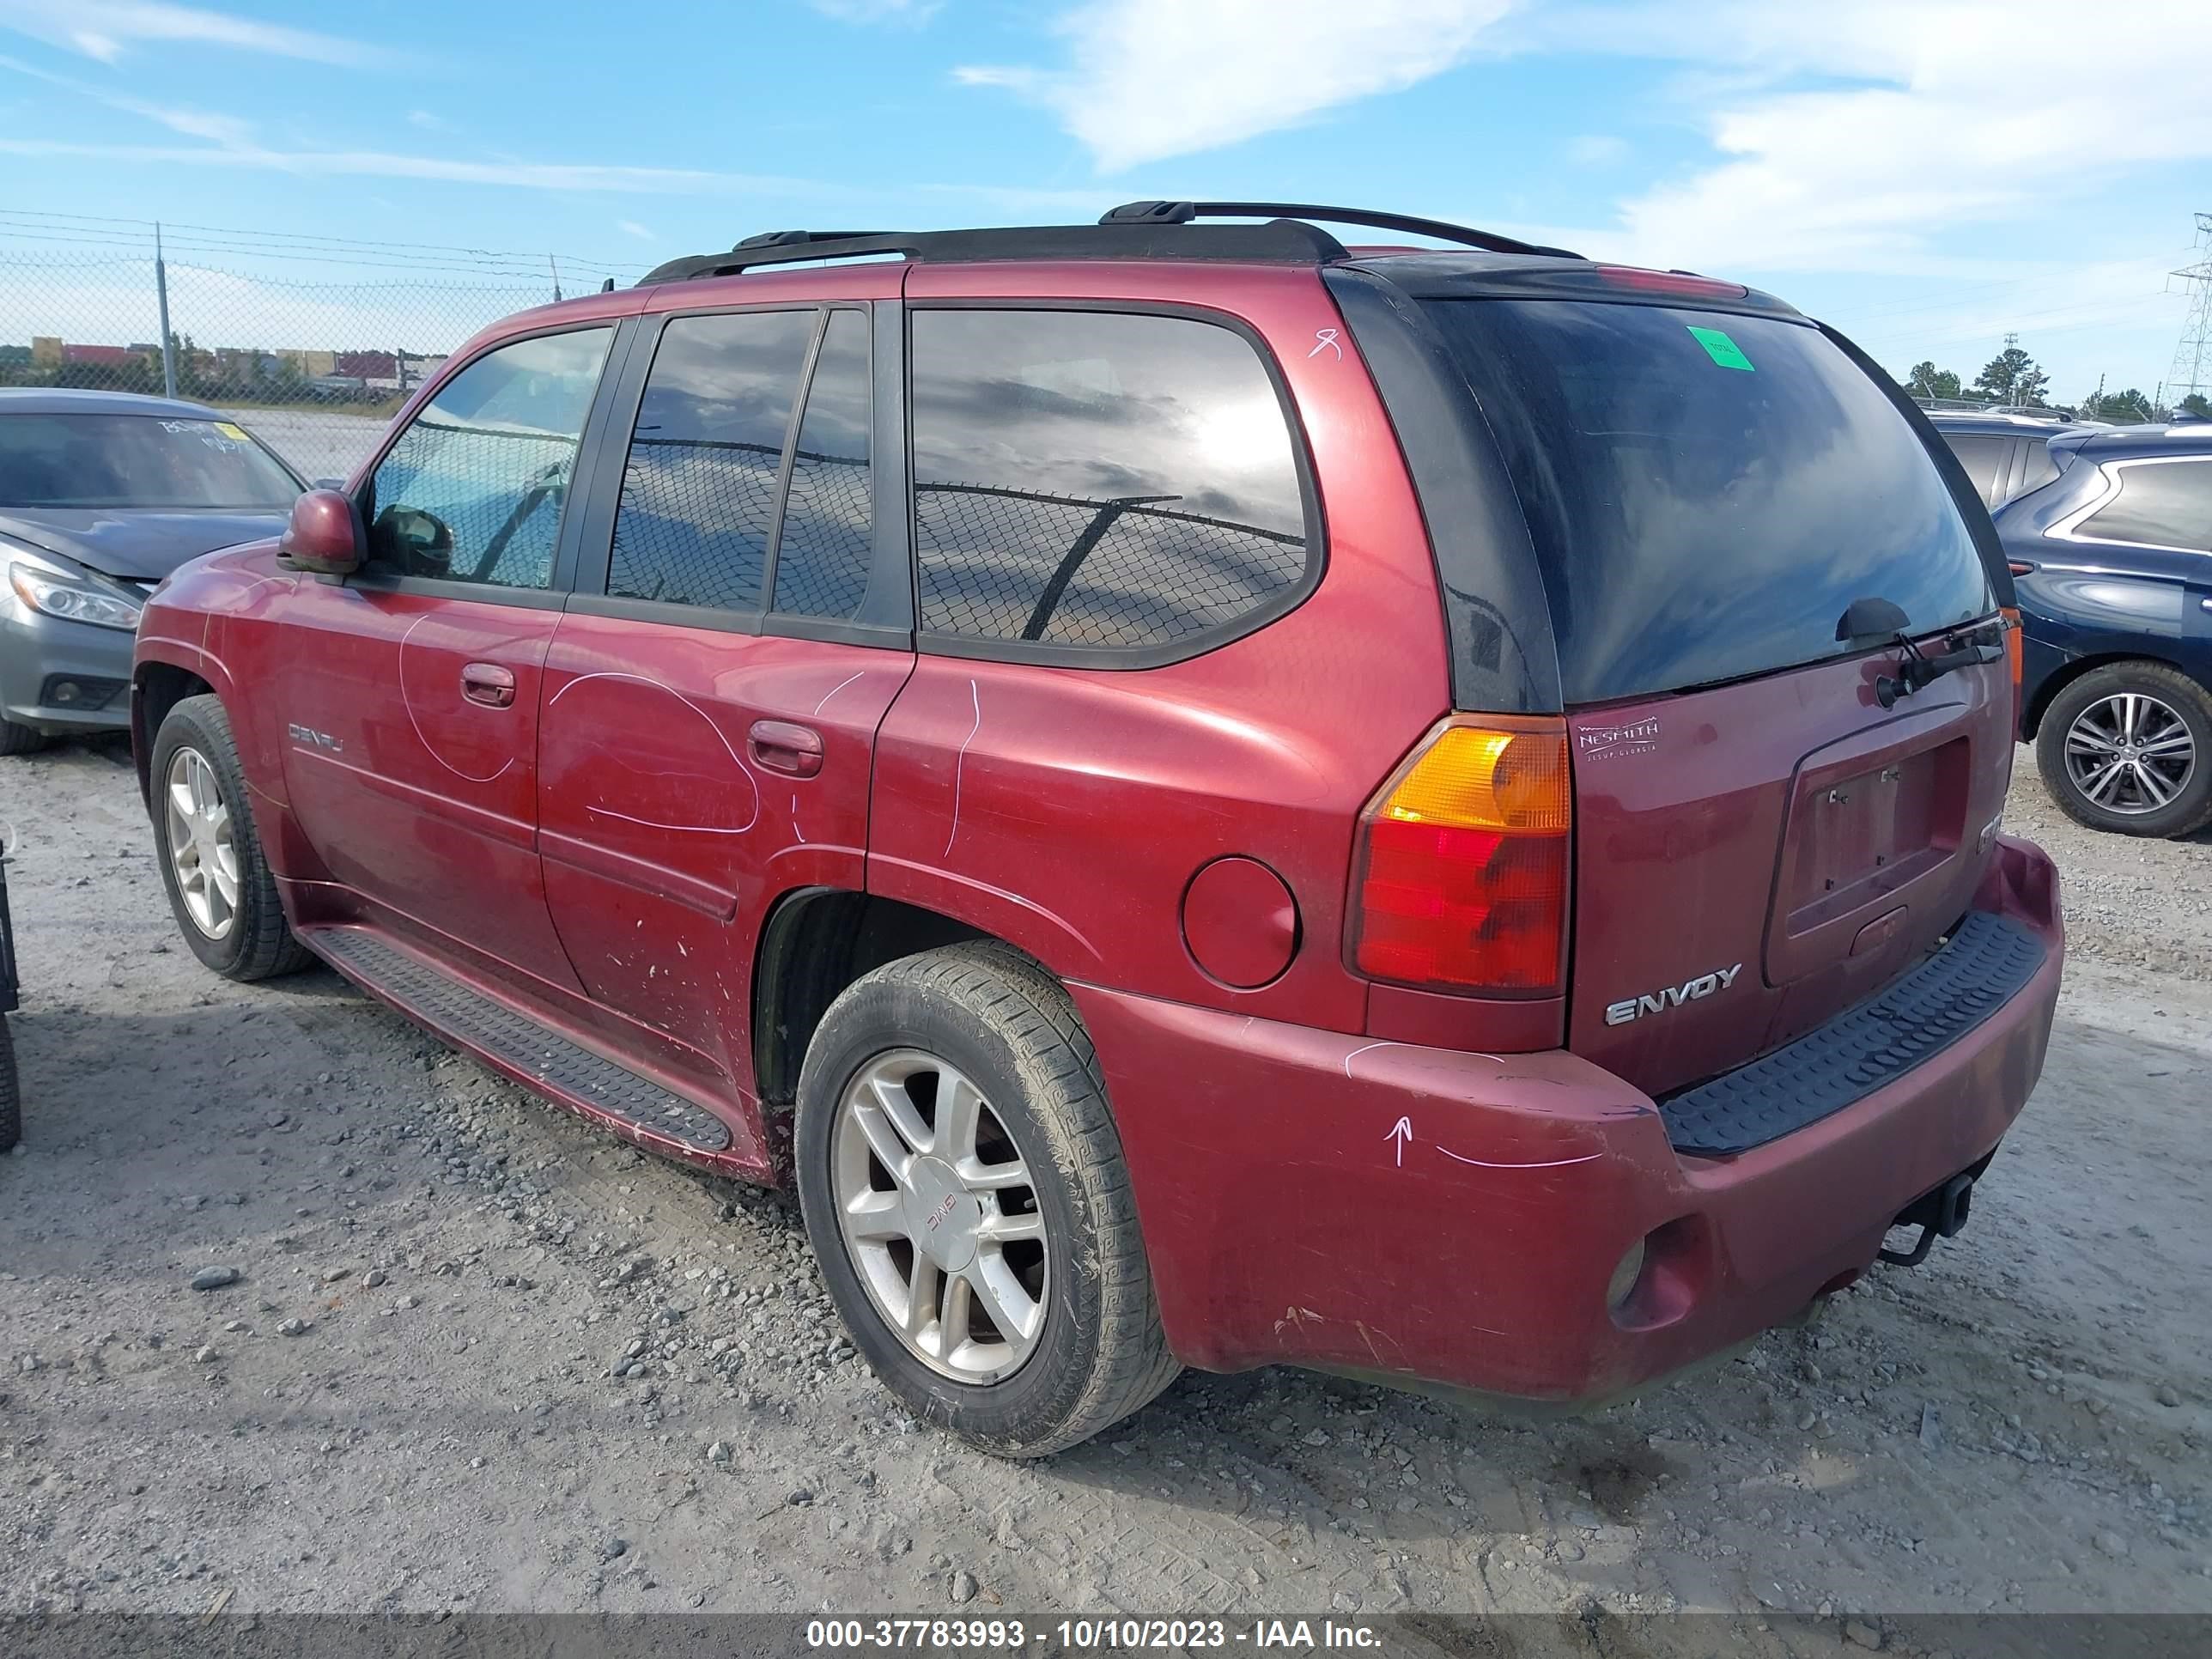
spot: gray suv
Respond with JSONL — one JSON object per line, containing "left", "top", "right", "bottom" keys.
{"left": 0, "top": 389, "right": 304, "bottom": 751}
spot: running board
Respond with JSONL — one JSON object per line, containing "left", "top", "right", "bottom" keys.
{"left": 302, "top": 927, "right": 734, "bottom": 1154}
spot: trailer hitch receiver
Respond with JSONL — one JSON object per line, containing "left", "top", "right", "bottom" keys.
{"left": 1879, "top": 1167, "right": 1980, "bottom": 1268}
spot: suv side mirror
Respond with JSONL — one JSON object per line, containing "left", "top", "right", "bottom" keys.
{"left": 278, "top": 489, "right": 364, "bottom": 576}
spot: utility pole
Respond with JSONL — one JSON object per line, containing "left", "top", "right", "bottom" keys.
{"left": 155, "top": 221, "right": 177, "bottom": 399}
{"left": 550, "top": 253, "right": 562, "bottom": 302}
{"left": 2169, "top": 212, "right": 2212, "bottom": 404}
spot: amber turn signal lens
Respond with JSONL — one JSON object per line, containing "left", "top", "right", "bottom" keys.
{"left": 1374, "top": 725, "right": 1571, "bottom": 833}
{"left": 1348, "top": 718, "right": 1571, "bottom": 995}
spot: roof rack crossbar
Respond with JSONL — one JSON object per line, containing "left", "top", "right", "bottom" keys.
{"left": 1100, "top": 200, "right": 1583, "bottom": 261}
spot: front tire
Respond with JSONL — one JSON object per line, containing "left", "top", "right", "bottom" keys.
{"left": 149, "top": 695, "right": 312, "bottom": 981}
{"left": 794, "top": 942, "right": 1179, "bottom": 1455}
{"left": 2035, "top": 662, "right": 2212, "bottom": 839}
{"left": 0, "top": 720, "right": 49, "bottom": 757}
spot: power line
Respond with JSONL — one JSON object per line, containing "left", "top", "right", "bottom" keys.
{"left": 0, "top": 208, "right": 646, "bottom": 276}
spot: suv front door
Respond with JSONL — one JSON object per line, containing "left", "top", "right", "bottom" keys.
{"left": 537, "top": 279, "right": 913, "bottom": 1125}
{"left": 275, "top": 325, "right": 619, "bottom": 995}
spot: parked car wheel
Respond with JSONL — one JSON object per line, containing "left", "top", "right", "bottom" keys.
{"left": 2035, "top": 662, "right": 2212, "bottom": 839}
{"left": 794, "top": 942, "right": 1179, "bottom": 1456}
{"left": 0, "top": 720, "right": 50, "bottom": 757}
{"left": 149, "top": 695, "right": 313, "bottom": 981}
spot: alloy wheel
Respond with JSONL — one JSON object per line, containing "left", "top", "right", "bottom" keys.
{"left": 164, "top": 745, "right": 240, "bottom": 940}
{"left": 831, "top": 1048, "right": 1049, "bottom": 1385}
{"left": 2063, "top": 691, "right": 2196, "bottom": 817}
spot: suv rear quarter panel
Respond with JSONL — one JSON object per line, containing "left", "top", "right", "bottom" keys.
{"left": 870, "top": 263, "right": 1450, "bottom": 1031}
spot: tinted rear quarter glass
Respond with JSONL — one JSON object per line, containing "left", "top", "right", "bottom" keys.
{"left": 1941, "top": 434, "right": 2007, "bottom": 505}
{"left": 2014, "top": 437, "right": 2059, "bottom": 498}
{"left": 1422, "top": 301, "right": 1993, "bottom": 703}
{"left": 2077, "top": 458, "right": 2212, "bottom": 550}
{"left": 908, "top": 308, "right": 1311, "bottom": 653}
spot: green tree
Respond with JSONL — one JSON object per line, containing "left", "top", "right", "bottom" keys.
{"left": 1906, "top": 361, "right": 1962, "bottom": 398}
{"left": 2084, "top": 387, "right": 2154, "bottom": 423}
{"left": 2182, "top": 392, "right": 2212, "bottom": 419}
{"left": 1973, "top": 344, "right": 2051, "bottom": 406}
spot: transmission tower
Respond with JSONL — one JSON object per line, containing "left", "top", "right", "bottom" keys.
{"left": 2170, "top": 211, "right": 2212, "bottom": 403}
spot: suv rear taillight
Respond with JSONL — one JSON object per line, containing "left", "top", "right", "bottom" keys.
{"left": 2002, "top": 605, "right": 2025, "bottom": 728}
{"left": 1347, "top": 717, "right": 1571, "bottom": 995}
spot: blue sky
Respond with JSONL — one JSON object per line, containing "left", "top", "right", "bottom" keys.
{"left": 2, "top": 0, "right": 2206, "bottom": 400}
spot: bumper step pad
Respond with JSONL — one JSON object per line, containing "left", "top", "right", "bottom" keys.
{"left": 1658, "top": 911, "right": 2047, "bottom": 1158}
{"left": 308, "top": 928, "right": 732, "bottom": 1153}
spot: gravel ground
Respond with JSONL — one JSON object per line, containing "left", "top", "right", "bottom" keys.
{"left": 0, "top": 738, "right": 2205, "bottom": 1632}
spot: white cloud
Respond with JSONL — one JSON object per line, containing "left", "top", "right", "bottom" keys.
{"left": 1565, "top": 133, "right": 1626, "bottom": 166}
{"left": 0, "top": 48, "right": 253, "bottom": 145}
{"left": 0, "top": 136, "right": 787, "bottom": 192}
{"left": 955, "top": 0, "right": 1514, "bottom": 173}
{"left": 406, "top": 108, "right": 449, "bottom": 131}
{"left": 1560, "top": 1, "right": 2212, "bottom": 276}
{"left": 0, "top": 135, "right": 1109, "bottom": 216}
{"left": 0, "top": 0, "right": 376, "bottom": 65}
{"left": 809, "top": 0, "right": 943, "bottom": 21}
{"left": 617, "top": 219, "right": 653, "bottom": 240}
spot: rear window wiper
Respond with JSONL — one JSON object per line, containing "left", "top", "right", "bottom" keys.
{"left": 1837, "top": 597, "right": 2005, "bottom": 708}
{"left": 1875, "top": 633, "right": 2003, "bottom": 708}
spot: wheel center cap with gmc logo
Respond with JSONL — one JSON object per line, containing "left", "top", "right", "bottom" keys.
{"left": 902, "top": 1157, "right": 983, "bottom": 1273}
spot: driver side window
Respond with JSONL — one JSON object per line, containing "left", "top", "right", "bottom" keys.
{"left": 366, "top": 327, "right": 612, "bottom": 588}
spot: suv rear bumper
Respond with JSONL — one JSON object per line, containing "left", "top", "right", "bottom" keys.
{"left": 1070, "top": 835, "right": 2061, "bottom": 1406}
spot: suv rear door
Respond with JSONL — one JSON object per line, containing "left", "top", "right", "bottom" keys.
{"left": 1413, "top": 295, "right": 2010, "bottom": 1097}
{"left": 536, "top": 273, "right": 913, "bottom": 1121}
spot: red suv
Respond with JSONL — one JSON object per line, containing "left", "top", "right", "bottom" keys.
{"left": 131, "top": 203, "right": 2063, "bottom": 1455}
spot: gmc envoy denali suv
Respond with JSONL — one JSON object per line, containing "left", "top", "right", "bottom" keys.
{"left": 131, "top": 203, "right": 2064, "bottom": 1455}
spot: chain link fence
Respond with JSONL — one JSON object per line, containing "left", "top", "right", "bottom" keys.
{"left": 0, "top": 211, "right": 644, "bottom": 481}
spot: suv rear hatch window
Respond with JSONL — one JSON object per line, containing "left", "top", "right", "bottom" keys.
{"left": 1421, "top": 301, "right": 1991, "bottom": 705}
{"left": 1421, "top": 298, "right": 2008, "bottom": 1101}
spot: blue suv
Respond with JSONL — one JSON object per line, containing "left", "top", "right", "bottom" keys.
{"left": 1999, "top": 421, "right": 2212, "bottom": 837}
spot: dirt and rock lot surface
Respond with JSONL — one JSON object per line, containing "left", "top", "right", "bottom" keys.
{"left": 0, "top": 738, "right": 2204, "bottom": 1636}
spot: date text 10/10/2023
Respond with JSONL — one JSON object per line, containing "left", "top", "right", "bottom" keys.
{"left": 804, "top": 1618, "right": 1387, "bottom": 1650}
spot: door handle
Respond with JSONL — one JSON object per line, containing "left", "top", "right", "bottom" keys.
{"left": 749, "top": 719, "right": 823, "bottom": 778}
{"left": 460, "top": 662, "right": 516, "bottom": 708}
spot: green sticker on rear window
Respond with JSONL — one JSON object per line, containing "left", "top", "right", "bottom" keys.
{"left": 1686, "top": 325, "right": 1754, "bottom": 371}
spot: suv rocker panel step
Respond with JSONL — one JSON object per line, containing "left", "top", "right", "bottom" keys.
{"left": 302, "top": 927, "right": 733, "bottom": 1153}
{"left": 1657, "top": 911, "right": 2047, "bottom": 1158}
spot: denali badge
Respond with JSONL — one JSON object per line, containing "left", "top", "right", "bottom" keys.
{"left": 1605, "top": 963, "right": 1743, "bottom": 1026}
{"left": 288, "top": 723, "right": 342, "bottom": 752}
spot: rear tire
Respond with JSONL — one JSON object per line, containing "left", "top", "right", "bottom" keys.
{"left": 0, "top": 720, "right": 49, "bottom": 757}
{"left": 149, "top": 695, "right": 312, "bottom": 981}
{"left": 794, "top": 942, "right": 1179, "bottom": 1455}
{"left": 0, "top": 1018, "right": 18, "bottom": 1154}
{"left": 2035, "top": 662, "right": 2212, "bottom": 839}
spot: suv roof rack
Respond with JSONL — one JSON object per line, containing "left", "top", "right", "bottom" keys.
{"left": 639, "top": 218, "right": 1354, "bottom": 284}
{"left": 1099, "top": 200, "right": 1584, "bottom": 261}
{"left": 637, "top": 201, "right": 1585, "bottom": 285}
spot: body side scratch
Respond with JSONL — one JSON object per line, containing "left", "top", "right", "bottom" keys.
{"left": 943, "top": 677, "right": 981, "bottom": 857}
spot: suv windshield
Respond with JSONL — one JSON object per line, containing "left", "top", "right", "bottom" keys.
{"left": 1423, "top": 301, "right": 1992, "bottom": 703}
{"left": 0, "top": 413, "right": 301, "bottom": 510}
